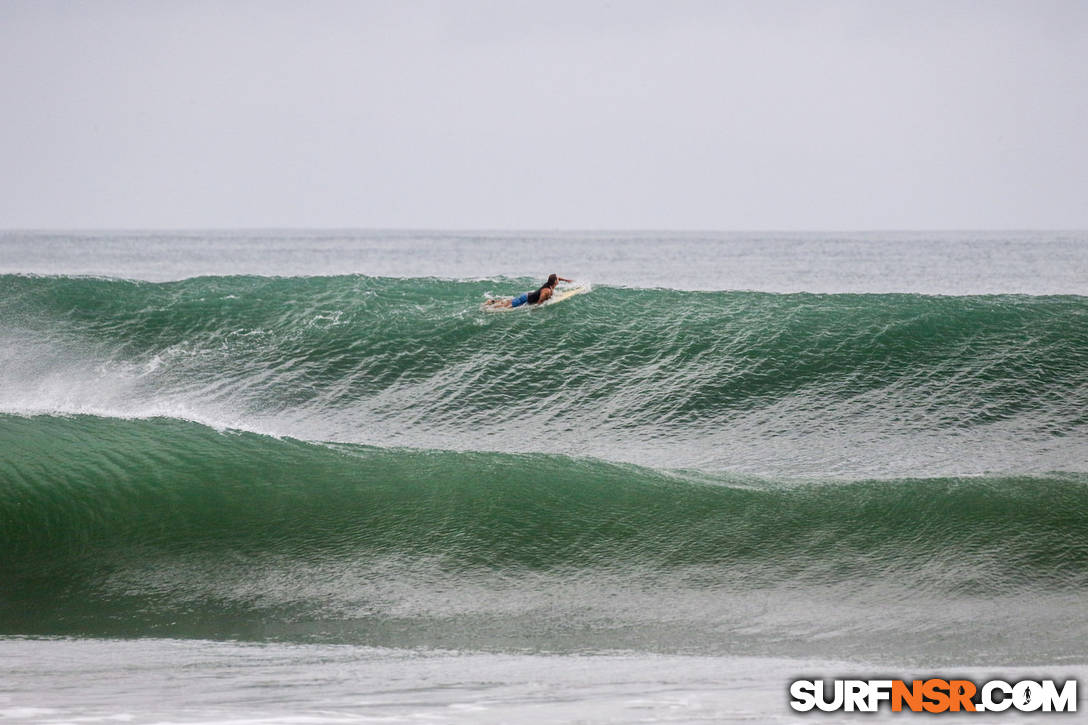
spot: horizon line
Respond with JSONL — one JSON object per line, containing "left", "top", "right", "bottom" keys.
{"left": 3, "top": 226, "right": 1087, "bottom": 234}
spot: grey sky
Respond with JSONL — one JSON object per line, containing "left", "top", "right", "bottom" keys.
{"left": 2, "top": 0, "right": 1086, "bottom": 229}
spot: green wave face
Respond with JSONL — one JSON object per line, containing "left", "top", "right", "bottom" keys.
{"left": 1, "top": 274, "right": 1085, "bottom": 475}
{"left": 2, "top": 414, "right": 1087, "bottom": 656}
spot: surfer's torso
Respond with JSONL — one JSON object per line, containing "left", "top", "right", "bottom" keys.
{"left": 526, "top": 284, "right": 553, "bottom": 305}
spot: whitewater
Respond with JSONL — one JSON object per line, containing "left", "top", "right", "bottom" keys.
{"left": 1, "top": 230, "right": 1087, "bottom": 723}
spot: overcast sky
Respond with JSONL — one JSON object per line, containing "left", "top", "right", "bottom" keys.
{"left": 1, "top": 0, "right": 1086, "bottom": 229}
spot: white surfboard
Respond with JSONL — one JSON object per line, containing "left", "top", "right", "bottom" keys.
{"left": 483, "top": 283, "right": 590, "bottom": 311}
{"left": 542, "top": 283, "right": 591, "bottom": 305}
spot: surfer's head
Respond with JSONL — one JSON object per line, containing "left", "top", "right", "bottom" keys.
{"left": 546, "top": 274, "right": 558, "bottom": 288}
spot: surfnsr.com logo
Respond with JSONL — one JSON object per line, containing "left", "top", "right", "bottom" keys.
{"left": 789, "top": 678, "right": 1077, "bottom": 713}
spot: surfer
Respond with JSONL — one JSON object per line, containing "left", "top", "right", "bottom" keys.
{"left": 485, "top": 274, "right": 572, "bottom": 308}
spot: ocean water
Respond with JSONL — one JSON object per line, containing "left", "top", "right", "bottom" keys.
{"left": 1, "top": 230, "right": 1086, "bottom": 722}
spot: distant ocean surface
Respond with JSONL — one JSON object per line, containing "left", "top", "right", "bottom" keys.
{"left": 1, "top": 230, "right": 1086, "bottom": 723}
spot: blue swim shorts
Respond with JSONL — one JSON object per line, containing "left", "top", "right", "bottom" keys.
{"left": 511, "top": 293, "right": 529, "bottom": 308}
